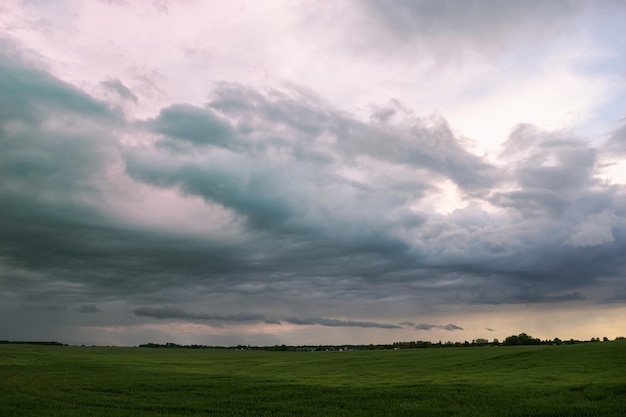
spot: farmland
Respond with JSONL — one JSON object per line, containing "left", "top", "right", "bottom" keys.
{"left": 1, "top": 341, "right": 625, "bottom": 416}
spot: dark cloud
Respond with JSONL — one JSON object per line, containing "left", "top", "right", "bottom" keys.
{"left": 285, "top": 317, "right": 403, "bottom": 329}
{"left": 414, "top": 323, "right": 463, "bottom": 331}
{"left": 77, "top": 304, "right": 101, "bottom": 313}
{"left": 0, "top": 44, "right": 111, "bottom": 125}
{"left": 22, "top": 304, "right": 66, "bottom": 312}
{"left": 134, "top": 307, "right": 265, "bottom": 323}
{"left": 147, "top": 103, "right": 236, "bottom": 149}
{"left": 414, "top": 323, "right": 437, "bottom": 330}
{"left": 1, "top": 37, "right": 626, "bottom": 347}
{"left": 441, "top": 323, "right": 463, "bottom": 331}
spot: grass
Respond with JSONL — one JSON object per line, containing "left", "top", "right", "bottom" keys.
{"left": 1, "top": 341, "right": 625, "bottom": 416}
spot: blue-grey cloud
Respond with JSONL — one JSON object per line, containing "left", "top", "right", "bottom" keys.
{"left": 207, "top": 83, "right": 497, "bottom": 192}
{"left": 0, "top": 46, "right": 111, "bottom": 124}
{"left": 134, "top": 307, "right": 265, "bottom": 322}
{"left": 1, "top": 35, "right": 626, "bottom": 348}
{"left": 147, "top": 103, "right": 236, "bottom": 149}
{"left": 77, "top": 304, "right": 101, "bottom": 313}
{"left": 285, "top": 317, "right": 403, "bottom": 329}
{"left": 22, "top": 304, "right": 66, "bottom": 312}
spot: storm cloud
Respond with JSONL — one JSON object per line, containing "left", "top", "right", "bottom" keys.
{"left": 1, "top": 40, "right": 625, "bottom": 319}
{"left": 1, "top": 0, "right": 626, "bottom": 346}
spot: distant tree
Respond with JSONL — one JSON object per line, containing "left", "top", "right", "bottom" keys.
{"left": 503, "top": 333, "right": 540, "bottom": 346}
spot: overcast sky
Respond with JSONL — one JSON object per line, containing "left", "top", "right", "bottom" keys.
{"left": 1, "top": 0, "right": 626, "bottom": 346}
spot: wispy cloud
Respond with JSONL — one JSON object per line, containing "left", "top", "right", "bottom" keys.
{"left": 100, "top": 78, "right": 138, "bottom": 103}
{"left": 285, "top": 317, "right": 403, "bottom": 329}
{"left": 414, "top": 323, "right": 464, "bottom": 331}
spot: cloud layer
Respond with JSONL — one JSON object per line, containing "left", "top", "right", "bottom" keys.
{"left": 1, "top": 0, "right": 626, "bottom": 345}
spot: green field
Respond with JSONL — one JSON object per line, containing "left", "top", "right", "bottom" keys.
{"left": 1, "top": 341, "right": 625, "bottom": 416}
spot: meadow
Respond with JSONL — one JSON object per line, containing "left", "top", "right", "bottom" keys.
{"left": 1, "top": 341, "right": 625, "bottom": 416}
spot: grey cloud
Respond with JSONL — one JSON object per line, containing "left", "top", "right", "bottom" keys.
{"left": 0, "top": 41, "right": 111, "bottom": 124}
{"left": 22, "top": 304, "right": 66, "bottom": 312}
{"left": 0, "top": 41, "right": 119, "bottom": 250}
{"left": 516, "top": 147, "right": 596, "bottom": 192}
{"left": 208, "top": 84, "right": 497, "bottom": 192}
{"left": 441, "top": 323, "right": 463, "bottom": 331}
{"left": 369, "top": 99, "right": 412, "bottom": 124}
{"left": 2, "top": 37, "right": 626, "bottom": 341}
{"left": 134, "top": 307, "right": 265, "bottom": 322}
{"left": 100, "top": 78, "right": 138, "bottom": 103}
{"left": 489, "top": 189, "right": 568, "bottom": 217}
{"left": 511, "top": 134, "right": 597, "bottom": 193}
{"left": 1, "top": 41, "right": 275, "bottom": 286}
{"left": 125, "top": 152, "right": 302, "bottom": 232}
{"left": 0, "top": 43, "right": 253, "bottom": 305}
{"left": 209, "top": 83, "right": 336, "bottom": 137}
{"left": 492, "top": 125, "right": 604, "bottom": 218}
{"left": 414, "top": 323, "right": 463, "bottom": 331}
{"left": 413, "top": 323, "right": 436, "bottom": 330}
{"left": 607, "top": 123, "right": 626, "bottom": 154}
{"left": 285, "top": 317, "right": 403, "bottom": 329}
{"left": 356, "top": 0, "right": 583, "bottom": 58}
{"left": 147, "top": 103, "right": 236, "bottom": 149}
{"left": 127, "top": 88, "right": 423, "bottom": 258}
{"left": 77, "top": 304, "right": 101, "bottom": 313}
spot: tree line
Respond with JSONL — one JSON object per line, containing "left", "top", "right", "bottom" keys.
{"left": 0, "top": 340, "right": 67, "bottom": 346}
{"left": 3, "top": 334, "right": 622, "bottom": 350}
{"left": 137, "top": 333, "right": 624, "bottom": 351}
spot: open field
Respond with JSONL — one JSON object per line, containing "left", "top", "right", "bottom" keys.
{"left": 1, "top": 341, "right": 625, "bottom": 416}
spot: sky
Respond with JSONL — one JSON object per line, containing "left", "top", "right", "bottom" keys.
{"left": 1, "top": 0, "right": 626, "bottom": 347}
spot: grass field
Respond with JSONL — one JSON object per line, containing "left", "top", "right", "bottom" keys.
{"left": 1, "top": 341, "right": 625, "bottom": 416}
